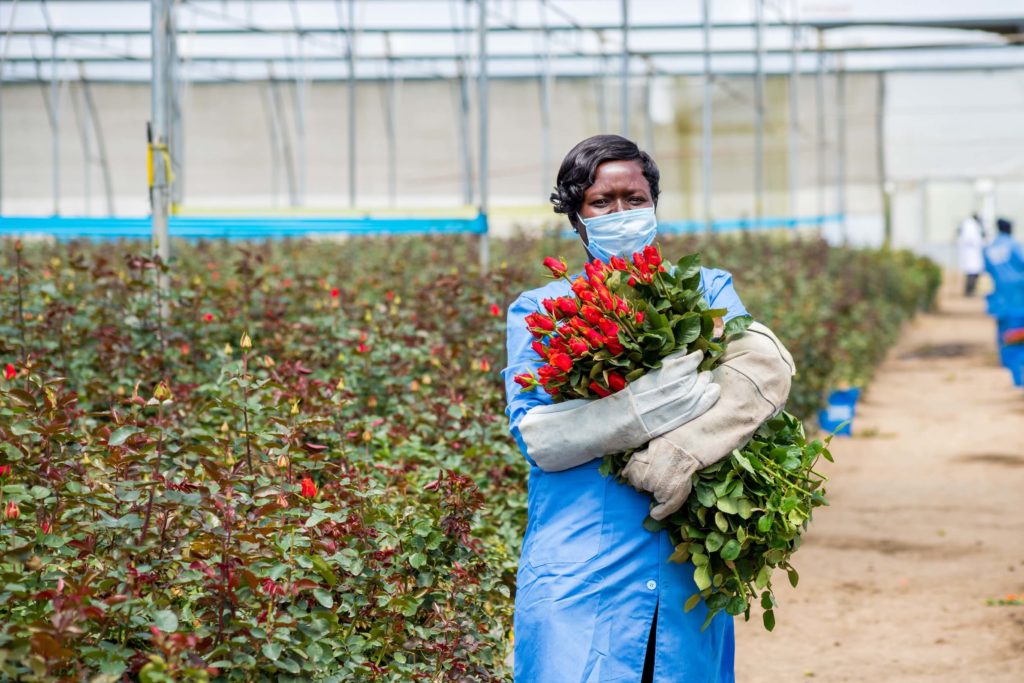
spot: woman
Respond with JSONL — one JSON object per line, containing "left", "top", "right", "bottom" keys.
{"left": 501, "top": 135, "right": 795, "bottom": 682}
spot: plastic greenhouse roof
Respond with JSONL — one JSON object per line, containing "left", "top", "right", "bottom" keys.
{"left": 1, "top": 0, "right": 1022, "bottom": 82}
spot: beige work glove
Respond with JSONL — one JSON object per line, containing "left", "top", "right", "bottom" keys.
{"left": 621, "top": 322, "right": 796, "bottom": 520}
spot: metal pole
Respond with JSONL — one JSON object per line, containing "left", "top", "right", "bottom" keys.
{"left": 456, "top": 0, "right": 474, "bottom": 206}
{"left": 753, "top": 0, "right": 765, "bottom": 222}
{"left": 384, "top": 33, "right": 398, "bottom": 207}
{"left": 269, "top": 76, "right": 298, "bottom": 206}
{"left": 539, "top": 0, "right": 552, "bottom": 200}
{"left": 620, "top": 0, "right": 629, "bottom": 137}
{"left": 836, "top": 53, "right": 847, "bottom": 242}
{"left": 79, "top": 64, "right": 114, "bottom": 215}
{"left": 169, "top": 14, "right": 183, "bottom": 211}
{"left": 787, "top": 0, "right": 800, "bottom": 220}
{"left": 347, "top": 0, "right": 357, "bottom": 208}
{"left": 294, "top": 35, "right": 308, "bottom": 206}
{"left": 51, "top": 36, "right": 60, "bottom": 215}
{"left": 151, "top": 0, "right": 170, "bottom": 305}
{"left": 70, "top": 79, "right": 92, "bottom": 215}
{"left": 876, "top": 72, "right": 891, "bottom": 247}
{"left": 477, "top": 0, "right": 489, "bottom": 273}
{"left": 701, "top": 0, "right": 712, "bottom": 232}
{"left": 815, "top": 29, "right": 826, "bottom": 224}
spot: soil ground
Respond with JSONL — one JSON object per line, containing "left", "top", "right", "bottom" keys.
{"left": 735, "top": 280, "right": 1024, "bottom": 682}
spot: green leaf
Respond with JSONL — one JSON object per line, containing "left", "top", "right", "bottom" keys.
{"left": 684, "top": 593, "right": 702, "bottom": 613}
{"left": 262, "top": 643, "right": 282, "bottom": 661}
{"left": 716, "top": 497, "right": 739, "bottom": 515}
{"left": 736, "top": 498, "right": 754, "bottom": 520}
{"left": 409, "top": 553, "right": 427, "bottom": 569}
{"left": 756, "top": 514, "right": 773, "bottom": 533}
{"left": 313, "top": 588, "right": 334, "bottom": 608}
{"left": 762, "top": 609, "right": 776, "bottom": 632}
{"left": 311, "top": 555, "right": 338, "bottom": 587}
{"left": 720, "top": 539, "right": 742, "bottom": 561}
{"left": 642, "top": 516, "right": 664, "bottom": 533}
{"left": 152, "top": 610, "right": 178, "bottom": 632}
{"left": 755, "top": 564, "right": 772, "bottom": 590}
{"left": 723, "top": 314, "right": 753, "bottom": 339}
{"left": 693, "top": 565, "right": 711, "bottom": 591}
{"left": 704, "top": 532, "right": 725, "bottom": 553}
{"left": 108, "top": 426, "right": 140, "bottom": 447}
{"left": 714, "top": 511, "right": 729, "bottom": 533}
{"left": 787, "top": 567, "right": 800, "bottom": 588}
{"left": 675, "top": 253, "right": 701, "bottom": 280}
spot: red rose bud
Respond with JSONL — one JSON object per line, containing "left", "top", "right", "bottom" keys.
{"left": 635, "top": 310, "right": 645, "bottom": 324}
{"left": 578, "top": 289, "right": 597, "bottom": 305}
{"left": 3, "top": 363, "right": 14, "bottom": 380}
{"left": 525, "top": 312, "right": 555, "bottom": 334}
{"left": 40, "top": 521, "right": 52, "bottom": 534}
{"left": 609, "top": 255, "right": 629, "bottom": 271}
{"left": 0, "top": 464, "right": 10, "bottom": 478}
{"left": 549, "top": 337, "right": 569, "bottom": 354}
{"left": 550, "top": 352, "right": 573, "bottom": 373}
{"left": 584, "top": 261, "right": 606, "bottom": 284}
{"left": 632, "top": 252, "right": 648, "bottom": 270}
{"left": 330, "top": 287, "right": 340, "bottom": 299}
{"left": 569, "top": 338, "right": 589, "bottom": 357}
{"left": 643, "top": 244, "right": 662, "bottom": 266}
{"left": 5, "top": 500, "right": 18, "bottom": 520}
{"left": 598, "top": 319, "right": 619, "bottom": 338}
{"left": 584, "top": 329, "right": 605, "bottom": 348}
{"left": 490, "top": 303, "right": 501, "bottom": 317}
{"left": 543, "top": 256, "right": 568, "bottom": 278}
{"left": 531, "top": 340, "right": 547, "bottom": 358}
{"left": 598, "top": 291, "right": 615, "bottom": 311}
{"left": 557, "top": 323, "right": 574, "bottom": 338}
{"left": 571, "top": 277, "right": 591, "bottom": 298}
{"left": 543, "top": 299, "right": 557, "bottom": 316}
{"left": 616, "top": 297, "right": 630, "bottom": 315}
{"left": 581, "top": 305, "right": 603, "bottom": 325}
{"left": 537, "top": 364, "right": 562, "bottom": 384}
{"left": 605, "top": 338, "right": 625, "bottom": 355}
{"left": 628, "top": 276, "right": 637, "bottom": 287}
{"left": 204, "top": 313, "right": 214, "bottom": 323}
{"left": 589, "top": 381, "right": 611, "bottom": 398}
{"left": 556, "top": 297, "right": 578, "bottom": 317}
{"left": 300, "top": 477, "right": 318, "bottom": 499}
{"left": 514, "top": 372, "right": 538, "bottom": 389}
{"left": 607, "top": 372, "right": 627, "bottom": 392}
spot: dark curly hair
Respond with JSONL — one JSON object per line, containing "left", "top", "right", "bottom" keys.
{"left": 549, "top": 134, "right": 661, "bottom": 230}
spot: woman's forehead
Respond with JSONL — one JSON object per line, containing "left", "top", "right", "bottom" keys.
{"left": 587, "top": 160, "right": 649, "bottom": 193}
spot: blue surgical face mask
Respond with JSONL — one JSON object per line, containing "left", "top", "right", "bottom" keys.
{"left": 577, "top": 206, "right": 658, "bottom": 263}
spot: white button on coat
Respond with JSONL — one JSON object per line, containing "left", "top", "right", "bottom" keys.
{"left": 646, "top": 580, "right": 657, "bottom": 590}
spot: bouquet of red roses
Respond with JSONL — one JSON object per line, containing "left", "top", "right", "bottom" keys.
{"left": 515, "top": 246, "right": 831, "bottom": 631}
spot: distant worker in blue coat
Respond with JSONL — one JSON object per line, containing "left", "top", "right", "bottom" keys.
{"left": 984, "top": 217, "right": 1024, "bottom": 287}
{"left": 502, "top": 135, "right": 796, "bottom": 682}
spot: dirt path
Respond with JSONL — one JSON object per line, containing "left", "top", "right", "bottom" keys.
{"left": 735, "top": 283, "right": 1024, "bottom": 682}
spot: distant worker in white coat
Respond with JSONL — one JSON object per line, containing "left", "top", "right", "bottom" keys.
{"left": 957, "top": 213, "right": 986, "bottom": 297}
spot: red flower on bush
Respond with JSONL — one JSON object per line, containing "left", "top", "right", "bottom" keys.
{"left": 330, "top": 287, "right": 340, "bottom": 299}
{"left": 5, "top": 500, "right": 18, "bottom": 520}
{"left": 40, "top": 521, "right": 52, "bottom": 534}
{"left": 4, "top": 363, "right": 15, "bottom": 380}
{"left": 300, "top": 477, "right": 317, "bottom": 499}
{"left": 203, "top": 313, "right": 214, "bottom": 323}
{"left": 0, "top": 464, "right": 10, "bottom": 478}
{"left": 489, "top": 303, "right": 501, "bottom": 317}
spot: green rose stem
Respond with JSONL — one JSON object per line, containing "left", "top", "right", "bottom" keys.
{"left": 240, "top": 331, "right": 255, "bottom": 497}
{"left": 137, "top": 388, "right": 167, "bottom": 546}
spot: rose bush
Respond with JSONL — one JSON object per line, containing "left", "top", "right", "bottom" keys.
{"left": 0, "top": 233, "right": 939, "bottom": 680}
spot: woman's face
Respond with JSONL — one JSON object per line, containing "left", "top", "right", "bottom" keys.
{"left": 577, "top": 159, "right": 654, "bottom": 245}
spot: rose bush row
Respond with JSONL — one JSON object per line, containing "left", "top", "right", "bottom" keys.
{"left": 0, "top": 233, "right": 939, "bottom": 681}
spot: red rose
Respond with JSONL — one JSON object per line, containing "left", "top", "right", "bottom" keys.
{"left": 514, "top": 372, "right": 537, "bottom": 388}
{"left": 489, "top": 303, "right": 501, "bottom": 317}
{"left": 581, "top": 305, "right": 603, "bottom": 325}
{"left": 550, "top": 352, "right": 573, "bottom": 373}
{"left": 203, "top": 313, "right": 214, "bottom": 323}
{"left": 300, "top": 477, "right": 318, "bottom": 499}
{"left": 525, "top": 312, "right": 556, "bottom": 336}
{"left": 4, "top": 500, "right": 18, "bottom": 520}
{"left": 609, "top": 255, "right": 629, "bottom": 271}
{"left": 0, "top": 464, "right": 10, "bottom": 478}
{"left": 605, "top": 338, "right": 625, "bottom": 356}
{"left": 589, "top": 381, "right": 611, "bottom": 398}
{"left": 643, "top": 244, "right": 662, "bottom": 266}
{"left": 607, "top": 372, "right": 627, "bottom": 392}
{"left": 40, "top": 521, "right": 52, "bottom": 534}
{"left": 543, "top": 299, "right": 557, "bottom": 316}
{"left": 531, "top": 340, "right": 547, "bottom": 358}
{"left": 635, "top": 310, "right": 645, "bottom": 324}
{"left": 3, "top": 363, "right": 14, "bottom": 380}
{"left": 584, "top": 328, "right": 605, "bottom": 348}
{"left": 556, "top": 297, "right": 578, "bottom": 317}
{"left": 569, "top": 338, "right": 589, "bottom": 357}
{"left": 584, "top": 261, "right": 606, "bottom": 284}
{"left": 578, "top": 289, "right": 597, "bottom": 305}
{"left": 616, "top": 297, "right": 629, "bottom": 315}
{"left": 571, "top": 277, "right": 591, "bottom": 298}
{"left": 330, "top": 287, "right": 340, "bottom": 299}
{"left": 543, "top": 256, "right": 568, "bottom": 278}
{"left": 549, "top": 336, "right": 569, "bottom": 354}
{"left": 598, "top": 319, "right": 619, "bottom": 338}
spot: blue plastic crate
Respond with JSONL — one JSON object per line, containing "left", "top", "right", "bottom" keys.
{"left": 818, "top": 388, "right": 861, "bottom": 436}
{"left": 1003, "top": 344, "right": 1024, "bottom": 387}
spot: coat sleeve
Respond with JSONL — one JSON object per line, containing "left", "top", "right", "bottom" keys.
{"left": 501, "top": 294, "right": 552, "bottom": 467}
{"left": 701, "top": 268, "right": 750, "bottom": 323}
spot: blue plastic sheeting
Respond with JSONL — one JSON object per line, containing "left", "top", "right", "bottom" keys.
{"left": 558, "top": 213, "right": 844, "bottom": 239}
{"left": 0, "top": 214, "right": 488, "bottom": 240}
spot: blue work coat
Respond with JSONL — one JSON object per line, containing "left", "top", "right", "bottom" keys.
{"left": 502, "top": 266, "right": 749, "bottom": 682}
{"left": 984, "top": 233, "right": 1024, "bottom": 286}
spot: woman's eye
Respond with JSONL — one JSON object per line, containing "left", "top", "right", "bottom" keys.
{"left": 629, "top": 197, "right": 646, "bottom": 204}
